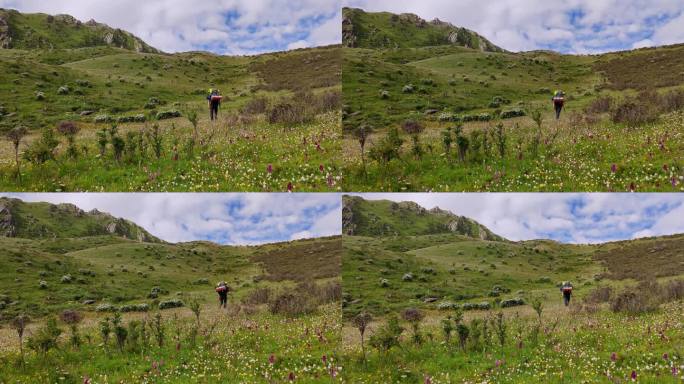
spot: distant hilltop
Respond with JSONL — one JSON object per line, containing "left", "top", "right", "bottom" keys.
{"left": 0, "top": 8, "right": 160, "bottom": 52}
{"left": 342, "top": 7, "right": 505, "bottom": 52}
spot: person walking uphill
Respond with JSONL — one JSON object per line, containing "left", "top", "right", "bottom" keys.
{"left": 215, "top": 281, "right": 230, "bottom": 309}
{"left": 552, "top": 90, "right": 565, "bottom": 120}
{"left": 560, "top": 281, "right": 573, "bottom": 306}
{"left": 207, "top": 88, "right": 223, "bottom": 121}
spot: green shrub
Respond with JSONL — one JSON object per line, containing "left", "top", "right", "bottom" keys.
{"left": 96, "top": 303, "right": 118, "bottom": 312}
{"left": 156, "top": 110, "right": 181, "bottom": 120}
{"left": 500, "top": 298, "right": 525, "bottom": 308}
{"left": 500, "top": 108, "right": 526, "bottom": 119}
{"left": 158, "top": 299, "right": 184, "bottom": 310}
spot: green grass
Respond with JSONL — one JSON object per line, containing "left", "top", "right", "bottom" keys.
{"left": 0, "top": 196, "right": 343, "bottom": 382}
{"left": 342, "top": 7, "right": 504, "bottom": 52}
{"left": 0, "top": 9, "right": 159, "bottom": 52}
{"left": 341, "top": 200, "right": 684, "bottom": 382}
{"left": 0, "top": 303, "right": 341, "bottom": 383}
{"left": 0, "top": 38, "right": 341, "bottom": 191}
{"left": 0, "top": 197, "right": 341, "bottom": 321}
{"left": 341, "top": 14, "right": 684, "bottom": 192}
{"left": 341, "top": 302, "right": 683, "bottom": 383}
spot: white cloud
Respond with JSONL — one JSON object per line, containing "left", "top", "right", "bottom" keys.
{"left": 1, "top": 193, "right": 341, "bottom": 245}
{"left": 350, "top": 193, "right": 684, "bottom": 244}
{"left": 0, "top": 0, "right": 342, "bottom": 54}
{"left": 344, "top": 0, "right": 684, "bottom": 53}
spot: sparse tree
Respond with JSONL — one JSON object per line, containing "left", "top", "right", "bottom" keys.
{"left": 442, "top": 127, "right": 453, "bottom": 163}
{"left": 56, "top": 121, "right": 80, "bottom": 159}
{"left": 148, "top": 123, "right": 163, "bottom": 159}
{"left": 11, "top": 314, "right": 30, "bottom": 364}
{"left": 353, "top": 125, "right": 372, "bottom": 170}
{"left": 401, "top": 307, "right": 425, "bottom": 345}
{"left": 96, "top": 127, "right": 108, "bottom": 157}
{"left": 99, "top": 316, "right": 111, "bottom": 350}
{"left": 455, "top": 124, "right": 469, "bottom": 162}
{"left": 153, "top": 312, "right": 165, "bottom": 348}
{"left": 531, "top": 297, "right": 544, "bottom": 324}
{"left": 112, "top": 312, "right": 127, "bottom": 352}
{"left": 530, "top": 109, "right": 543, "bottom": 157}
{"left": 189, "top": 298, "right": 201, "bottom": 327}
{"left": 493, "top": 123, "right": 506, "bottom": 160}
{"left": 494, "top": 311, "right": 507, "bottom": 349}
{"left": 402, "top": 120, "right": 424, "bottom": 159}
{"left": 353, "top": 312, "right": 372, "bottom": 366}
{"left": 456, "top": 323, "right": 469, "bottom": 351}
{"left": 60, "top": 309, "right": 84, "bottom": 348}
{"left": 186, "top": 109, "right": 199, "bottom": 142}
{"left": 6, "top": 126, "right": 27, "bottom": 181}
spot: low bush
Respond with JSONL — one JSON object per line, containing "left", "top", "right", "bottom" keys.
{"left": 500, "top": 108, "right": 526, "bottom": 119}
{"left": 500, "top": 298, "right": 525, "bottom": 308}
{"left": 158, "top": 299, "right": 184, "bottom": 310}
{"left": 95, "top": 303, "right": 118, "bottom": 312}
{"left": 120, "top": 303, "right": 149, "bottom": 312}
{"left": 156, "top": 110, "right": 181, "bottom": 120}
{"left": 242, "top": 287, "right": 272, "bottom": 305}
{"left": 241, "top": 97, "right": 269, "bottom": 115}
{"left": 268, "top": 293, "right": 314, "bottom": 317}
{"left": 584, "top": 286, "right": 613, "bottom": 304}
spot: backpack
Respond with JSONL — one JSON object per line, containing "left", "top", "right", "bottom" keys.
{"left": 216, "top": 285, "right": 228, "bottom": 294}
{"left": 562, "top": 286, "right": 573, "bottom": 293}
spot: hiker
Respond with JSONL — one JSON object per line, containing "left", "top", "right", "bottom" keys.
{"left": 207, "top": 88, "right": 222, "bottom": 121}
{"left": 552, "top": 90, "right": 565, "bottom": 120}
{"left": 560, "top": 281, "right": 573, "bottom": 306}
{"left": 215, "top": 281, "right": 230, "bottom": 309}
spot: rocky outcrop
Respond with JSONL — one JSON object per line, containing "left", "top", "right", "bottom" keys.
{"left": 342, "top": 14, "right": 356, "bottom": 48}
{"left": 342, "top": 195, "right": 359, "bottom": 235}
{"left": 398, "top": 13, "right": 426, "bottom": 28}
{"left": 343, "top": 7, "right": 505, "bottom": 52}
{"left": 0, "top": 200, "right": 16, "bottom": 237}
{"left": 0, "top": 12, "right": 11, "bottom": 48}
{"left": 0, "top": 8, "right": 160, "bottom": 53}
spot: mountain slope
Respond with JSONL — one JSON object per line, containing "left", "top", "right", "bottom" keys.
{"left": 0, "top": 7, "right": 340, "bottom": 132}
{"left": 343, "top": 7, "right": 504, "bottom": 52}
{"left": 0, "top": 197, "right": 161, "bottom": 242}
{"left": 342, "top": 195, "right": 504, "bottom": 241}
{"left": 0, "top": 8, "right": 159, "bottom": 52}
{"left": 0, "top": 198, "right": 342, "bottom": 321}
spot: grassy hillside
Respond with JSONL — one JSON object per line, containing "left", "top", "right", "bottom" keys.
{"left": 342, "top": 7, "right": 504, "bottom": 52}
{"left": 0, "top": 197, "right": 160, "bottom": 241}
{"left": 0, "top": 198, "right": 342, "bottom": 383}
{"left": 341, "top": 198, "right": 684, "bottom": 383}
{"left": 342, "top": 195, "right": 503, "bottom": 240}
{"left": 0, "top": 198, "right": 342, "bottom": 321}
{"left": 0, "top": 10, "right": 341, "bottom": 192}
{"left": 342, "top": 9, "right": 684, "bottom": 192}
{"left": 0, "top": 8, "right": 159, "bottom": 52}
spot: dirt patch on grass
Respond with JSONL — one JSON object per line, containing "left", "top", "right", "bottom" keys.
{"left": 251, "top": 237, "right": 341, "bottom": 282}
{"left": 595, "top": 45, "right": 684, "bottom": 90}
{"left": 594, "top": 235, "right": 684, "bottom": 280}
{"left": 251, "top": 47, "right": 341, "bottom": 92}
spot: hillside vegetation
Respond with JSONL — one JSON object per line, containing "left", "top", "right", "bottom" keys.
{"left": 343, "top": 7, "right": 504, "bottom": 52}
{"left": 341, "top": 197, "right": 684, "bottom": 383}
{"left": 0, "top": 198, "right": 342, "bottom": 383}
{"left": 342, "top": 9, "right": 684, "bottom": 192}
{"left": 0, "top": 9, "right": 341, "bottom": 192}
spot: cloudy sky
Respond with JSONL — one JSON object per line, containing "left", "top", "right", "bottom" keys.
{"left": 1, "top": 193, "right": 341, "bottom": 245}
{"left": 353, "top": 193, "right": 684, "bottom": 244}
{"left": 346, "top": 0, "right": 684, "bottom": 53}
{"left": 0, "top": 0, "right": 342, "bottom": 54}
